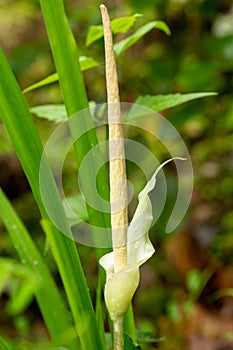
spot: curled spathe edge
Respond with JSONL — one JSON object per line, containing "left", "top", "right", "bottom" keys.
{"left": 100, "top": 157, "right": 185, "bottom": 320}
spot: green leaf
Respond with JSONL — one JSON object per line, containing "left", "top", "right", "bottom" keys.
{"left": 124, "top": 333, "right": 141, "bottom": 350}
{"left": 183, "top": 299, "right": 195, "bottom": 317}
{"left": 86, "top": 25, "right": 104, "bottom": 47}
{"left": 41, "top": 219, "right": 103, "bottom": 350}
{"left": 0, "top": 42, "right": 102, "bottom": 350}
{"left": 0, "top": 335, "right": 10, "bottom": 350}
{"left": 186, "top": 267, "right": 213, "bottom": 301}
{"left": 114, "top": 21, "right": 171, "bottom": 57}
{"left": 30, "top": 102, "right": 97, "bottom": 123}
{"left": 0, "top": 258, "right": 38, "bottom": 315}
{"left": 39, "top": 0, "right": 110, "bottom": 236}
{"left": 79, "top": 55, "right": 101, "bottom": 71}
{"left": 30, "top": 104, "right": 67, "bottom": 122}
{"left": 126, "top": 92, "right": 217, "bottom": 120}
{"left": 186, "top": 269, "right": 203, "bottom": 298}
{"left": 166, "top": 300, "right": 182, "bottom": 323}
{"left": 209, "top": 288, "right": 233, "bottom": 302}
{"left": 23, "top": 73, "right": 58, "bottom": 94}
{"left": 124, "top": 306, "right": 137, "bottom": 344}
{"left": 63, "top": 194, "right": 89, "bottom": 225}
{"left": 7, "top": 280, "right": 36, "bottom": 316}
{"left": 95, "top": 275, "right": 106, "bottom": 349}
{"left": 86, "top": 14, "right": 142, "bottom": 46}
{"left": 0, "top": 189, "right": 79, "bottom": 350}
{"left": 23, "top": 56, "right": 100, "bottom": 94}
{"left": 105, "top": 333, "right": 113, "bottom": 350}
{"left": 136, "top": 331, "right": 165, "bottom": 344}
{"left": 111, "top": 14, "right": 142, "bottom": 34}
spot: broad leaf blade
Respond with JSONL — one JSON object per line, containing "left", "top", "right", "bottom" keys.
{"left": 30, "top": 102, "right": 96, "bottom": 123}
{"left": 126, "top": 92, "right": 217, "bottom": 120}
{"left": 30, "top": 104, "right": 67, "bottom": 123}
{"left": 114, "top": 21, "right": 171, "bottom": 57}
{"left": 86, "top": 14, "right": 142, "bottom": 46}
{"left": 86, "top": 25, "right": 104, "bottom": 46}
{"left": 111, "top": 14, "right": 142, "bottom": 34}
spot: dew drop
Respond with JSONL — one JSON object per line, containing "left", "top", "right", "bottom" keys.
{"left": 12, "top": 224, "right": 17, "bottom": 230}
{"left": 14, "top": 244, "right": 19, "bottom": 250}
{"left": 33, "top": 260, "right": 38, "bottom": 266}
{"left": 21, "top": 259, "right": 26, "bottom": 264}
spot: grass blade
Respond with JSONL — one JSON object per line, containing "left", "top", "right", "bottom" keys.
{"left": 0, "top": 188, "right": 80, "bottom": 350}
{"left": 95, "top": 275, "right": 107, "bottom": 348}
{"left": 39, "top": 0, "right": 110, "bottom": 231}
{"left": 39, "top": 0, "right": 88, "bottom": 113}
{"left": 0, "top": 335, "right": 10, "bottom": 350}
{"left": 0, "top": 47, "right": 103, "bottom": 350}
{"left": 124, "top": 306, "right": 137, "bottom": 343}
{"left": 23, "top": 56, "right": 100, "bottom": 94}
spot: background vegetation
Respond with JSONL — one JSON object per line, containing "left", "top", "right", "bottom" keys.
{"left": 0, "top": 0, "right": 233, "bottom": 349}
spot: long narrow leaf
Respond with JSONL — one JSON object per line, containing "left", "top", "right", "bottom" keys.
{"left": 124, "top": 306, "right": 137, "bottom": 343}
{"left": 95, "top": 278, "right": 107, "bottom": 349}
{"left": 0, "top": 188, "right": 80, "bottom": 350}
{"left": 39, "top": 0, "right": 110, "bottom": 232}
{"left": 0, "top": 335, "right": 10, "bottom": 350}
{"left": 39, "top": 0, "right": 88, "bottom": 114}
{"left": 23, "top": 56, "right": 100, "bottom": 94}
{"left": 0, "top": 47, "right": 103, "bottom": 350}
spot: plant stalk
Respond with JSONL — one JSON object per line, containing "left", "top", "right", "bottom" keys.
{"left": 113, "top": 318, "right": 124, "bottom": 350}
{"left": 101, "top": 4, "right": 128, "bottom": 350}
{"left": 100, "top": 3, "right": 128, "bottom": 274}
